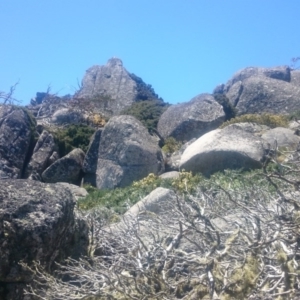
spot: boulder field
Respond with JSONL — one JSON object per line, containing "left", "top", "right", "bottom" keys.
{"left": 1, "top": 61, "right": 300, "bottom": 299}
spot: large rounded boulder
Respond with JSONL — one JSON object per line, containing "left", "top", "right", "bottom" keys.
{"left": 157, "top": 93, "right": 225, "bottom": 142}
{"left": 89, "top": 115, "right": 164, "bottom": 189}
{"left": 215, "top": 66, "right": 300, "bottom": 115}
{"left": 24, "top": 130, "right": 57, "bottom": 180}
{"left": 42, "top": 148, "right": 85, "bottom": 184}
{"left": 0, "top": 105, "right": 35, "bottom": 179}
{"left": 180, "top": 124, "right": 265, "bottom": 175}
{"left": 0, "top": 179, "right": 89, "bottom": 300}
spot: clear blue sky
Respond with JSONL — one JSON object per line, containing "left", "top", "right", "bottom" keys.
{"left": 1, "top": 0, "right": 299, "bottom": 105}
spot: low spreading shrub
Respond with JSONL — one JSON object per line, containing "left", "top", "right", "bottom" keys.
{"left": 52, "top": 124, "right": 95, "bottom": 157}
{"left": 161, "top": 137, "right": 182, "bottom": 154}
{"left": 220, "top": 113, "right": 289, "bottom": 129}
{"left": 120, "top": 99, "right": 170, "bottom": 131}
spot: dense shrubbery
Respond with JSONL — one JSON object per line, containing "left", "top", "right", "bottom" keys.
{"left": 52, "top": 124, "right": 95, "bottom": 157}
{"left": 220, "top": 113, "right": 289, "bottom": 129}
{"left": 129, "top": 73, "right": 163, "bottom": 102}
{"left": 161, "top": 137, "right": 182, "bottom": 154}
{"left": 120, "top": 99, "right": 170, "bottom": 131}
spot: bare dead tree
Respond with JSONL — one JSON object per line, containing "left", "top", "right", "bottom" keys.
{"left": 0, "top": 80, "right": 21, "bottom": 105}
{"left": 22, "top": 146, "right": 300, "bottom": 299}
{"left": 290, "top": 57, "right": 300, "bottom": 70}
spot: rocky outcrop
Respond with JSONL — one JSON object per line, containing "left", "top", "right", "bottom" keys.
{"left": 124, "top": 187, "right": 177, "bottom": 218}
{"left": 89, "top": 115, "right": 164, "bottom": 189}
{"left": 261, "top": 127, "right": 300, "bottom": 149}
{"left": 164, "top": 138, "right": 196, "bottom": 171}
{"left": 75, "top": 58, "right": 161, "bottom": 117}
{"left": 82, "top": 129, "right": 102, "bottom": 186}
{"left": 215, "top": 66, "right": 300, "bottom": 115}
{"left": 50, "top": 108, "right": 85, "bottom": 125}
{"left": 27, "top": 93, "right": 69, "bottom": 120}
{"left": 180, "top": 124, "right": 265, "bottom": 175}
{"left": 42, "top": 148, "right": 85, "bottom": 184}
{"left": 0, "top": 105, "right": 35, "bottom": 179}
{"left": 24, "top": 130, "right": 57, "bottom": 180}
{"left": 0, "top": 179, "right": 89, "bottom": 300}
{"left": 157, "top": 94, "right": 225, "bottom": 142}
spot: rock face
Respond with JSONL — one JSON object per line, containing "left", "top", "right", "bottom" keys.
{"left": 124, "top": 187, "right": 177, "bottom": 218}
{"left": 180, "top": 124, "right": 265, "bottom": 175}
{"left": 0, "top": 179, "right": 88, "bottom": 300}
{"left": 261, "top": 127, "right": 300, "bottom": 149}
{"left": 215, "top": 66, "right": 300, "bottom": 115}
{"left": 76, "top": 57, "right": 161, "bottom": 116}
{"left": 42, "top": 148, "right": 85, "bottom": 184}
{"left": 0, "top": 105, "right": 35, "bottom": 179}
{"left": 157, "top": 94, "right": 225, "bottom": 142}
{"left": 50, "top": 108, "right": 85, "bottom": 125}
{"left": 82, "top": 129, "right": 102, "bottom": 186}
{"left": 89, "top": 115, "right": 164, "bottom": 189}
{"left": 24, "top": 130, "right": 57, "bottom": 180}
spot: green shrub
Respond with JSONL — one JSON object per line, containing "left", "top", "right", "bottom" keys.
{"left": 120, "top": 100, "right": 170, "bottom": 131}
{"left": 78, "top": 171, "right": 203, "bottom": 212}
{"left": 162, "top": 137, "right": 182, "bottom": 154}
{"left": 78, "top": 175, "right": 167, "bottom": 213}
{"left": 288, "top": 109, "right": 300, "bottom": 121}
{"left": 220, "top": 113, "right": 289, "bottom": 129}
{"left": 52, "top": 124, "right": 95, "bottom": 157}
{"left": 129, "top": 73, "right": 163, "bottom": 102}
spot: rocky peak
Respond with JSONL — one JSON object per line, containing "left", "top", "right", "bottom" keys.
{"left": 75, "top": 58, "right": 162, "bottom": 117}
{"left": 106, "top": 57, "right": 123, "bottom": 67}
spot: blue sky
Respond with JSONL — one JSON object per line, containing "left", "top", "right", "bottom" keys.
{"left": 1, "top": 0, "right": 299, "bottom": 105}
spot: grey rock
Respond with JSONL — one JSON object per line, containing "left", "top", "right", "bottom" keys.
{"left": 164, "top": 138, "right": 196, "bottom": 171}
{"left": 222, "top": 122, "right": 270, "bottom": 136}
{"left": 157, "top": 94, "right": 225, "bottom": 142}
{"left": 0, "top": 179, "right": 89, "bottom": 300}
{"left": 27, "top": 94, "right": 68, "bottom": 120}
{"left": 57, "top": 182, "right": 89, "bottom": 200}
{"left": 216, "top": 66, "right": 300, "bottom": 115}
{"left": 94, "top": 115, "right": 164, "bottom": 189}
{"left": 124, "top": 187, "right": 177, "bottom": 217}
{"left": 180, "top": 125, "right": 265, "bottom": 175}
{"left": 0, "top": 105, "right": 35, "bottom": 179}
{"left": 83, "top": 129, "right": 102, "bottom": 185}
{"left": 289, "top": 120, "right": 300, "bottom": 130}
{"left": 24, "top": 130, "right": 56, "bottom": 180}
{"left": 50, "top": 108, "right": 85, "bottom": 125}
{"left": 261, "top": 127, "right": 300, "bottom": 149}
{"left": 76, "top": 58, "right": 161, "bottom": 117}
{"left": 42, "top": 148, "right": 85, "bottom": 184}
{"left": 159, "top": 171, "right": 180, "bottom": 180}
{"left": 48, "top": 151, "right": 60, "bottom": 165}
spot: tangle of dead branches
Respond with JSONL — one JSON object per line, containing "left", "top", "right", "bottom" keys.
{"left": 22, "top": 145, "right": 300, "bottom": 300}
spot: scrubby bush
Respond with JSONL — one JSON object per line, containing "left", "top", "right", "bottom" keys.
{"left": 78, "top": 173, "right": 169, "bottom": 212}
{"left": 52, "top": 124, "right": 95, "bottom": 157}
{"left": 288, "top": 109, "right": 300, "bottom": 121}
{"left": 220, "top": 113, "right": 289, "bottom": 129}
{"left": 120, "top": 99, "right": 170, "bottom": 131}
{"left": 162, "top": 137, "right": 182, "bottom": 154}
{"left": 129, "top": 73, "right": 163, "bottom": 102}
{"left": 23, "top": 152, "right": 300, "bottom": 299}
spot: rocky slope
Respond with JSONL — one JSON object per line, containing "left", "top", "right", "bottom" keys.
{"left": 1, "top": 62, "right": 300, "bottom": 299}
